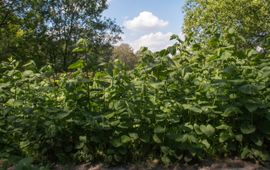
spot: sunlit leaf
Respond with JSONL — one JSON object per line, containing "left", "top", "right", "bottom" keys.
{"left": 240, "top": 124, "right": 256, "bottom": 134}
{"left": 200, "top": 124, "right": 215, "bottom": 137}
{"left": 153, "top": 134, "right": 162, "bottom": 143}
{"left": 68, "top": 59, "right": 85, "bottom": 70}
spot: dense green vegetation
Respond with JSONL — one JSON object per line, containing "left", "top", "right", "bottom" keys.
{"left": 1, "top": 0, "right": 270, "bottom": 169}
{"left": 0, "top": 0, "right": 121, "bottom": 71}
{"left": 1, "top": 29, "right": 270, "bottom": 168}
{"left": 184, "top": 0, "right": 270, "bottom": 49}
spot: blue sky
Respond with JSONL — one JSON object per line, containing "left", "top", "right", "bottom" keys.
{"left": 103, "top": 0, "right": 186, "bottom": 51}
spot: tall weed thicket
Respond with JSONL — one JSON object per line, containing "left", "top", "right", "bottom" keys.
{"left": 0, "top": 30, "right": 270, "bottom": 165}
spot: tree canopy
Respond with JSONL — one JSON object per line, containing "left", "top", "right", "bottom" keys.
{"left": 112, "top": 43, "right": 138, "bottom": 70}
{"left": 0, "top": 0, "right": 122, "bottom": 71}
{"left": 183, "top": 0, "right": 270, "bottom": 49}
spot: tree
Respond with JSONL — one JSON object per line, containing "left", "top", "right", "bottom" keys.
{"left": 183, "top": 0, "right": 270, "bottom": 49}
{"left": 0, "top": 0, "right": 122, "bottom": 71}
{"left": 112, "top": 44, "right": 138, "bottom": 70}
{"left": 0, "top": 1, "right": 22, "bottom": 61}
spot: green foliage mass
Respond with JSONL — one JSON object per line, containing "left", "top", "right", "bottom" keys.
{"left": 0, "top": 0, "right": 122, "bottom": 71}
{"left": 184, "top": 0, "right": 270, "bottom": 49}
{"left": 112, "top": 43, "right": 138, "bottom": 70}
{"left": 1, "top": 29, "right": 270, "bottom": 167}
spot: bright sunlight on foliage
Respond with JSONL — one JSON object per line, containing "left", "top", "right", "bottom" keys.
{"left": 1, "top": 28, "right": 270, "bottom": 167}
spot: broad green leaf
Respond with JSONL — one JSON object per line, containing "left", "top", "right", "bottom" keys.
{"left": 105, "top": 112, "right": 116, "bottom": 119}
{"left": 208, "top": 54, "right": 220, "bottom": 61}
{"left": 129, "top": 133, "right": 139, "bottom": 140}
{"left": 176, "top": 134, "right": 197, "bottom": 143}
{"left": 216, "top": 124, "right": 230, "bottom": 130}
{"left": 168, "top": 46, "right": 177, "bottom": 55}
{"left": 79, "top": 136, "right": 87, "bottom": 143}
{"left": 221, "top": 51, "right": 232, "bottom": 59}
{"left": 159, "top": 49, "right": 169, "bottom": 56}
{"left": 200, "top": 124, "right": 215, "bottom": 137}
{"left": 170, "top": 34, "right": 178, "bottom": 40}
{"left": 189, "top": 106, "right": 202, "bottom": 113}
{"left": 161, "top": 155, "right": 171, "bottom": 165}
{"left": 247, "top": 49, "right": 257, "bottom": 57}
{"left": 56, "top": 112, "right": 71, "bottom": 120}
{"left": 261, "top": 66, "right": 270, "bottom": 77}
{"left": 238, "top": 35, "right": 247, "bottom": 43}
{"left": 245, "top": 104, "right": 258, "bottom": 113}
{"left": 170, "top": 34, "right": 182, "bottom": 42}
{"left": 23, "top": 60, "right": 36, "bottom": 69}
{"left": 6, "top": 99, "right": 23, "bottom": 107}
{"left": 194, "top": 124, "right": 202, "bottom": 135}
{"left": 154, "top": 126, "right": 166, "bottom": 134}
{"left": 201, "top": 139, "right": 210, "bottom": 149}
{"left": 149, "top": 95, "right": 157, "bottom": 105}
{"left": 155, "top": 114, "right": 167, "bottom": 121}
{"left": 228, "top": 27, "right": 236, "bottom": 34}
{"left": 241, "top": 147, "right": 251, "bottom": 159}
{"left": 110, "top": 120, "right": 120, "bottom": 126}
{"left": 240, "top": 124, "right": 256, "bottom": 134}
{"left": 153, "top": 134, "right": 162, "bottom": 143}
{"left": 219, "top": 132, "right": 230, "bottom": 143}
{"left": 0, "top": 128, "right": 7, "bottom": 133}
{"left": 238, "top": 84, "right": 257, "bottom": 95}
{"left": 251, "top": 149, "right": 269, "bottom": 161}
{"left": 76, "top": 38, "right": 88, "bottom": 46}
{"left": 121, "top": 135, "right": 131, "bottom": 144}
{"left": 183, "top": 73, "right": 192, "bottom": 81}
{"left": 112, "top": 138, "right": 122, "bottom": 148}
{"left": 68, "top": 59, "right": 85, "bottom": 70}
{"left": 140, "top": 135, "right": 150, "bottom": 143}
{"left": 72, "top": 47, "right": 85, "bottom": 53}
{"left": 251, "top": 136, "right": 263, "bottom": 146}
{"left": 22, "top": 70, "right": 34, "bottom": 77}
{"left": 183, "top": 104, "right": 202, "bottom": 113}
{"left": 228, "top": 79, "right": 245, "bottom": 85}
{"left": 175, "top": 135, "right": 183, "bottom": 142}
{"left": 150, "top": 82, "right": 164, "bottom": 89}
{"left": 184, "top": 123, "right": 193, "bottom": 130}
{"left": 0, "top": 82, "right": 10, "bottom": 90}
{"left": 223, "top": 106, "right": 240, "bottom": 117}
{"left": 235, "top": 134, "right": 243, "bottom": 142}
{"left": 15, "top": 158, "right": 33, "bottom": 170}
{"left": 20, "top": 141, "right": 31, "bottom": 148}
{"left": 161, "top": 146, "right": 171, "bottom": 154}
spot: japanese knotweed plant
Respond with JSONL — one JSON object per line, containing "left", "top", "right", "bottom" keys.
{"left": 0, "top": 29, "right": 270, "bottom": 166}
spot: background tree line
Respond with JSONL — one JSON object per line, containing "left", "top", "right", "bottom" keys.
{"left": 1, "top": 0, "right": 270, "bottom": 71}
{"left": 0, "top": 0, "right": 125, "bottom": 71}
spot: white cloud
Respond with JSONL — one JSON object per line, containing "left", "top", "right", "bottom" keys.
{"left": 124, "top": 11, "right": 169, "bottom": 31}
{"left": 130, "top": 32, "right": 174, "bottom": 52}
{"left": 179, "top": 32, "right": 185, "bottom": 41}
{"left": 106, "top": 0, "right": 112, "bottom": 4}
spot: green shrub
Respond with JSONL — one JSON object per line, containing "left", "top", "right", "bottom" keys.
{"left": 0, "top": 30, "right": 270, "bottom": 165}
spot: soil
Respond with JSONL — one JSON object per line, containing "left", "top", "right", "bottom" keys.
{"left": 52, "top": 158, "right": 270, "bottom": 170}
